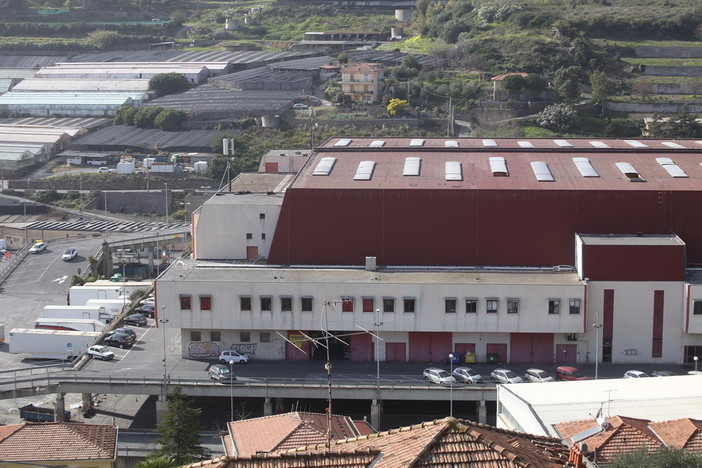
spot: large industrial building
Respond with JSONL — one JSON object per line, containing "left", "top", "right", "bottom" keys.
{"left": 155, "top": 137, "right": 702, "bottom": 366}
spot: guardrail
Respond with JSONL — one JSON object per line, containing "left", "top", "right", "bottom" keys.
{"left": 0, "top": 242, "right": 31, "bottom": 288}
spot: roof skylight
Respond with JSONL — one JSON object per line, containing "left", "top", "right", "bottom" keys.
{"left": 313, "top": 157, "right": 336, "bottom": 176}
{"left": 445, "top": 161, "right": 462, "bottom": 181}
{"left": 572, "top": 158, "right": 599, "bottom": 177}
{"left": 354, "top": 161, "right": 376, "bottom": 180}
{"left": 530, "top": 161, "right": 555, "bottom": 181}
{"left": 489, "top": 157, "right": 508, "bottom": 176}
{"left": 403, "top": 157, "right": 421, "bottom": 176}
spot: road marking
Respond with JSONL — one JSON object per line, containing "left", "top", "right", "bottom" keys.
{"left": 52, "top": 275, "right": 68, "bottom": 284}
{"left": 37, "top": 255, "right": 63, "bottom": 282}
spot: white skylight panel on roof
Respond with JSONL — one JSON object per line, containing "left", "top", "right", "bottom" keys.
{"left": 530, "top": 161, "right": 555, "bottom": 181}
{"left": 445, "top": 161, "right": 462, "bottom": 181}
{"left": 409, "top": 139, "right": 425, "bottom": 147}
{"left": 489, "top": 157, "right": 508, "bottom": 176}
{"left": 590, "top": 141, "right": 610, "bottom": 148}
{"left": 370, "top": 140, "right": 386, "bottom": 147}
{"left": 403, "top": 157, "right": 421, "bottom": 176}
{"left": 572, "top": 157, "right": 599, "bottom": 177}
{"left": 656, "top": 157, "right": 688, "bottom": 178}
{"left": 661, "top": 141, "right": 686, "bottom": 149}
{"left": 313, "top": 157, "right": 336, "bottom": 176}
{"left": 616, "top": 162, "right": 645, "bottom": 181}
{"left": 554, "top": 139, "right": 573, "bottom": 147}
{"left": 354, "top": 161, "right": 376, "bottom": 180}
{"left": 444, "top": 140, "right": 459, "bottom": 147}
{"left": 625, "top": 140, "right": 648, "bottom": 148}
{"left": 517, "top": 141, "right": 534, "bottom": 148}
{"left": 334, "top": 139, "right": 352, "bottom": 147}
{"left": 482, "top": 139, "right": 498, "bottom": 147}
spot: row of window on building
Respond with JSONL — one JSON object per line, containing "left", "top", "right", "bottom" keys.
{"left": 178, "top": 294, "right": 582, "bottom": 315}
{"left": 190, "top": 330, "right": 270, "bottom": 343}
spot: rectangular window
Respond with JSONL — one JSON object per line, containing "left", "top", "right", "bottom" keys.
{"left": 549, "top": 299, "right": 561, "bottom": 314}
{"left": 190, "top": 331, "right": 201, "bottom": 341}
{"left": 261, "top": 233, "right": 266, "bottom": 240}
{"left": 362, "top": 298, "right": 374, "bottom": 313}
{"left": 569, "top": 298, "right": 581, "bottom": 314}
{"left": 404, "top": 298, "right": 416, "bottom": 313}
{"left": 259, "top": 213, "right": 265, "bottom": 219}
{"left": 240, "top": 332, "right": 250, "bottom": 342}
{"left": 694, "top": 301, "right": 702, "bottom": 315}
{"left": 240, "top": 296, "right": 252, "bottom": 311}
{"left": 445, "top": 298, "right": 457, "bottom": 314}
{"left": 246, "top": 233, "right": 252, "bottom": 240}
{"left": 260, "top": 332, "right": 271, "bottom": 342}
{"left": 383, "top": 298, "right": 395, "bottom": 313}
{"left": 507, "top": 299, "right": 519, "bottom": 314}
{"left": 179, "top": 295, "right": 192, "bottom": 310}
{"left": 301, "top": 297, "right": 313, "bottom": 312}
{"left": 281, "top": 297, "right": 292, "bottom": 312}
{"left": 199, "top": 295, "right": 212, "bottom": 311}
{"left": 486, "top": 299, "right": 498, "bottom": 314}
{"left": 261, "top": 297, "right": 272, "bottom": 311}
{"left": 342, "top": 297, "right": 354, "bottom": 312}
{"left": 211, "top": 331, "right": 221, "bottom": 341}
{"left": 465, "top": 299, "right": 477, "bottom": 313}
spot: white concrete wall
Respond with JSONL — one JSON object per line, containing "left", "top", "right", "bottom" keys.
{"left": 496, "top": 385, "right": 548, "bottom": 435}
{"left": 686, "top": 283, "right": 702, "bottom": 335}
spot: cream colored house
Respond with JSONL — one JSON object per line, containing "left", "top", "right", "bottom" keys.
{"left": 340, "top": 63, "right": 384, "bottom": 103}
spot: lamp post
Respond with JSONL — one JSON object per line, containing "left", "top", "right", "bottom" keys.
{"left": 374, "top": 309, "right": 383, "bottom": 403}
{"left": 448, "top": 353, "right": 454, "bottom": 417}
{"left": 164, "top": 183, "right": 169, "bottom": 224}
{"left": 160, "top": 305, "right": 169, "bottom": 398}
{"left": 229, "top": 359, "right": 235, "bottom": 422}
{"left": 593, "top": 312, "right": 603, "bottom": 380}
{"left": 695, "top": 356, "right": 699, "bottom": 373}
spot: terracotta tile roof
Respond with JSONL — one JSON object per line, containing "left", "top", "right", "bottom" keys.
{"left": 650, "top": 418, "right": 702, "bottom": 450}
{"left": 342, "top": 63, "right": 383, "bottom": 73}
{"left": 0, "top": 424, "right": 22, "bottom": 443}
{"left": 228, "top": 412, "right": 367, "bottom": 457}
{"left": 185, "top": 449, "right": 380, "bottom": 468}
{"left": 491, "top": 72, "right": 529, "bottom": 81}
{"left": 0, "top": 422, "right": 117, "bottom": 462}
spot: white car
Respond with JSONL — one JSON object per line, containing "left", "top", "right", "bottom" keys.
{"left": 87, "top": 345, "right": 115, "bottom": 361}
{"left": 292, "top": 103, "right": 309, "bottom": 109}
{"left": 490, "top": 368, "right": 523, "bottom": 384}
{"left": 452, "top": 367, "right": 483, "bottom": 384}
{"left": 524, "top": 368, "right": 554, "bottom": 382}
{"left": 62, "top": 247, "right": 77, "bottom": 261}
{"left": 623, "top": 370, "right": 649, "bottom": 378}
{"left": 28, "top": 242, "right": 46, "bottom": 254}
{"left": 139, "top": 296, "right": 155, "bottom": 306}
{"left": 218, "top": 350, "right": 249, "bottom": 364}
{"left": 98, "top": 167, "right": 111, "bottom": 173}
{"left": 423, "top": 367, "right": 456, "bottom": 386}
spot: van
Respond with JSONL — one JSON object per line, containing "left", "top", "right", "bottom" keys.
{"left": 556, "top": 366, "right": 588, "bottom": 381}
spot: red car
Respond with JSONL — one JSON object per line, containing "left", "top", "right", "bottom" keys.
{"left": 556, "top": 366, "right": 588, "bottom": 381}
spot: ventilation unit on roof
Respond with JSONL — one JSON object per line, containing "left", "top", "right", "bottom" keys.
{"left": 370, "top": 140, "right": 385, "bottom": 147}
{"left": 656, "top": 157, "right": 688, "bottom": 178}
{"left": 403, "top": 157, "right": 421, "bottom": 176}
{"left": 445, "top": 161, "right": 462, "bottom": 181}
{"left": 489, "top": 157, "right": 508, "bottom": 176}
{"left": 334, "top": 139, "right": 352, "bottom": 147}
{"left": 409, "top": 139, "right": 425, "bottom": 147}
{"left": 661, "top": 141, "right": 686, "bottom": 149}
{"left": 313, "top": 157, "right": 336, "bottom": 176}
{"left": 625, "top": 140, "right": 648, "bottom": 148}
{"left": 572, "top": 157, "right": 599, "bottom": 178}
{"left": 590, "top": 141, "right": 610, "bottom": 149}
{"left": 615, "top": 162, "right": 645, "bottom": 181}
{"left": 354, "top": 161, "right": 376, "bottom": 180}
{"left": 554, "top": 139, "right": 573, "bottom": 147}
{"left": 517, "top": 141, "right": 534, "bottom": 148}
{"left": 530, "top": 161, "right": 554, "bottom": 181}
{"left": 482, "top": 139, "right": 498, "bottom": 147}
{"left": 444, "top": 140, "right": 459, "bottom": 147}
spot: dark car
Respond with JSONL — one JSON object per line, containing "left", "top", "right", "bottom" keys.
{"left": 123, "top": 313, "right": 147, "bottom": 326}
{"left": 113, "top": 327, "right": 137, "bottom": 341}
{"left": 135, "top": 304, "right": 155, "bottom": 318}
{"left": 104, "top": 332, "right": 135, "bottom": 349}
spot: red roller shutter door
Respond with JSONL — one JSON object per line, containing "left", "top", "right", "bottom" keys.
{"left": 350, "top": 332, "right": 372, "bottom": 361}
{"left": 408, "top": 332, "right": 452, "bottom": 363}
{"left": 285, "top": 331, "right": 310, "bottom": 361}
{"left": 386, "top": 342, "right": 406, "bottom": 361}
{"left": 510, "top": 333, "right": 554, "bottom": 364}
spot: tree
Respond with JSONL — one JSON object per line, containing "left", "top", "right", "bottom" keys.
{"left": 501, "top": 75, "right": 527, "bottom": 95}
{"left": 148, "top": 73, "right": 190, "bottom": 97}
{"left": 153, "top": 386, "right": 210, "bottom": 465}
{"left": 136, "top": 455, "right": 175, "bottom": 468}
{"left": 608, "top": 447, "right": 702, "bottom": 468}
{"left": 154, "top": 109, "right": 185, "bottom": 130}
{"left": 387, "top": 98, "right": 410, "bottom": 116}
{"left": 589, "top": 70, "right": 615, "bottom": 116}
{"left": 536, "top": 103, "right": 579, "bottom": 132}
{"left": 87, "top": 30, "right": 119, "bottom": 49}
{"left": 552, "top": 66, "right": 582, "bottom": 103}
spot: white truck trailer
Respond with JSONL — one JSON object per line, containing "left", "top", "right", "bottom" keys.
{"left": 42, "top": 305, "right": 115, "bottom": 324}
{"left": 9, "top": 328, "right": 100, "bottom": 360}
{"left": 85, "top": 298, "right": 128, "bottom": 317}
{"left": 34, "top": 318, "right": 106, "bottom": 332}
{"left": 68, "top": 285, "right": 125, "bottom": 305}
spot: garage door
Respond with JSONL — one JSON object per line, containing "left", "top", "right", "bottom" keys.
{"left": 408, "top": 332, "right": 451, "bottom": 363}
{"left": 510, "top": 333, "right": 553, "bottom": 364}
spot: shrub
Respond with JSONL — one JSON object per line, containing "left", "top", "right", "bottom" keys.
{"left": 536, "top": 103, "right": 579, "bottom": 132}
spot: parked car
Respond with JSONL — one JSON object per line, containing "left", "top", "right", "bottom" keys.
{"left": 98, "top": 167, "right": 110, "bottom": 173}
{"left": 524, "top": 368, "right": 554, "bottom": 383}
{"left": 452, "top": 367, "right": 483, "bottom": 384}
{"left": 423, "top": 367, "right": 456, "bottom": 386}
{"left": 651, "top": 370, "right": 676, "bottom": 377}
{"left": 490, "top": 368, "right": 523, "bottom": 384}
{"left": 139, "top": 296, "right": 155, "bottom": 306}
{"left": 218, "top": 349, "right": 249, "bottom": 364}
{"left": 623, "top": 370, "right": 649, "bottom": 378}
{"left": 556, "top": 366, "right": 588, "bottom": 381}
{"left": 104, "top": 332, "right": 135, "bottom": 349}
{"left": 123, "top": 313, "right": 147, "bottom": 326}
{"left": 135, "top": 304, "right": 155, "bottom": 318}
{"left": 208, "top": 364, "right": 235, "bottom": 381}
{"left": 28, "top": 242, "right": 46, "bottom": 254}
{"left": 292, "top": 103, "right": 309, "bottom": 110}
{"left": 62, "top": 247, "right": 77, "bottom": 261}
{"left": 87, "top": 345, "right": 114, "bottom": 361}
{"left": 113, "top": 327, "right": 137, "bottom": 341}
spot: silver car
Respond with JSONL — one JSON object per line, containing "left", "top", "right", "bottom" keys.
{"left": 208, "top": 364, "right": 235, "bottom": 381}
{"left": 423, "top": 367, "right": 456, "bottom": 386}
{"left": 490, "top": 368, "right": 523, "bottom": 384}
{"left": 524, "top": 368, "right": 554, "bottom": 382}
{"left": 452, "top": 367, "right": 483, "bottom": 384}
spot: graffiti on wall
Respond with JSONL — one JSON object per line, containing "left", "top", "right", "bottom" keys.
{"left": 187, "top": 342, "right": 259, "bottom": 359}
{"left": 230, "top": 343, "right": 257, "bottom": 354}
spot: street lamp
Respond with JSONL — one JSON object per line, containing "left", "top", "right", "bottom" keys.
{"left": 160, "top": 305, "right": 169, "bottom": 398}
{"left": 695, "top": 356, "right": 699, "bottom": 373}
{"left": 164, "top": 183, "right": 169, "bottom": 224}
{"left": 229, "top": 359, "right": 235, "bottom": 422}
{"left": 593, "top": 312, "right": 603, "bottom": 380}
{"left": 448, "top": 353, "right": 454, "bottom": 417}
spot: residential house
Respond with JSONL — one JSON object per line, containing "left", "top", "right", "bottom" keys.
{"left": 340, "top": 63, "right": 384, "bottom": 103}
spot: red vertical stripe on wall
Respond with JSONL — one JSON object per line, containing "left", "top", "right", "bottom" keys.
{"left": 603, "top": 289, "right": 614, "bottom": 362}
{"left": 652, "top": 290, "right": 664, "bottom": 358}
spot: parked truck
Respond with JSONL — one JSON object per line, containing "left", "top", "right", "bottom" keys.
{"left": 34, "top": 318, "right": 106, "bottom": 332}
{"left": 42, "top": 305, "right": 115, "bottom": 324}
{"left": 9, "top": 328, "right": 100, "bottom": 360}
{"left": 68, "top": 285, "right": 125, "bottom": 306}
{"left": 85, "top": 298, "right": 128, "bottom": 317}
